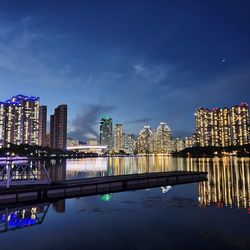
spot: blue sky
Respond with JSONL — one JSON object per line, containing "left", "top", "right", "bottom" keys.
{"left": 0, "top": 0, "right": 249, "bottom": 140}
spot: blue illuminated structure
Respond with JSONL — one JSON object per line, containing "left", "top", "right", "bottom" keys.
{"left": 0, "top": 203, "right": 50, "bottom": 233}
{"left": 4, "top": 94, "right": 39, "bottom": 105}
{"left": 0, "top": 94, "right": 40, "bottom": 148}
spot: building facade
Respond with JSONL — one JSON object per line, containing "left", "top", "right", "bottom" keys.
{"left": 123, "top": 133, "right": 137, "bottom": 154}
{"left": 0, "top": 94, "right": 40, "bottom": 147}
{"left": 38, "top": 105, "right": 47, "bottom": 147}
{"left": 100, "top": 116, "right": 113, "bottom": 149}
{"left": 137, "top": 126, "right": 153, "bottom": 154}
{"left": 67, "top": 138, "right": 80, "bottom": 147}
{"left": 154, "top": 122, "right": 171, "bottom": 153}
{"left": 137, "top": 123, "right": 172, "bottom": 154}
{"left": 184, "top": 134, "right": 196, "bottom": 148}
{"left": 171, "top": 138, "right": 185, "bottom": 152}
{"left": 87, "top": 138, "right": 98, "bottom": 146}
{"left": 195, "top": 108, "right": 212, "bottom": 147}
{"left": 114, "top": 124, "right": 123, "bottom": 152}
{"left": 195, "top": 104, "right": 249, "bottom": 147}
{"left": 231, "top": 103, "right": 249, "bottom": 146}
{"left": 50, "top": 104, "right": 67, "bottom": 150}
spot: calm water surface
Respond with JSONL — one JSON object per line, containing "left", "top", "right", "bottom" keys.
{"left": 0, "top": 156, "right": 249, "bottom": 250}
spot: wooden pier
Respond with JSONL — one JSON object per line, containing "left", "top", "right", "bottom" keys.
{"left": 0, "top": 171, "right": 207, "bottom": 205}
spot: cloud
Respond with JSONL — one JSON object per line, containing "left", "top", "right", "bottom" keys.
{"left": 126, "top": 118, "right": 154, "bottom": 124}
{"left": 132, "top": 61, "right": 179, "bottom": 92}
{"left": 0, "top": 17, "right": 79, "bottom": 87}
{"left": 68, "top": 103, "right": 116, "bottom": 141}
{"left": 134, "top": 63, "right": 146, "bottom": 75}
{"left": 84, "top": 71, "right": 123, "bottom": 87}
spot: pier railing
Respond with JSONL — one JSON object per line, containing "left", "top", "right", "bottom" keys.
{"left": 0, "top": 159, "right": 51, "bottom": 188}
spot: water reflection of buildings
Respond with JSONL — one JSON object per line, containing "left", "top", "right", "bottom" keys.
{"left": 108, "top": 156, "right": 182, "bottom": 176}
{"left": 66, "top": 158, "right": 108, "bottom": 178}
{"left": 48, "top": 159, "right": 67, "bottom": 182}
{"left": 52, "top": 200, "right": 66, "bottom": 213}
{"left": 48, "top": 159, "right": 67, "bottom": 213}
{"left": 107, "top": 156, "right": 249, "bottom": 210}
{"left": 194, "top": 158, "right": 250, "bottom": 210}
{"left": 0, "top": 203, "right": 50, "bottom": 233}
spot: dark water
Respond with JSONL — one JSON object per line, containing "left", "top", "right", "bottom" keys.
{"left": 0, "top": 157, "right": 249, "bottom": 250}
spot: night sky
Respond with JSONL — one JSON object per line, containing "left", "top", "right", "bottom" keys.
{"left": 0, "top": 0, "right": 249, "bottom": 140}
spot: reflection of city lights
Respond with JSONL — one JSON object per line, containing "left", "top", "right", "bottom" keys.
{"left": 101, "top": 194, "right": 112, "bottom": 202}
{"left": 198, "top": 157, "right": 249, "bottom": 211}
{"left": 161, "top": 186, "right": 172, "bottom": 194}
{"left": 67, "top": 158, "right": 108, "bottom": 172}
{"left": 0, "top": 205, "right": 49, "bottom": 232}
{"left": 67, "top": 156, "right": 249, "bottom": 211}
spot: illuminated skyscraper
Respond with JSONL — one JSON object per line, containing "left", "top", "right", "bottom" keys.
{"left": 50, "top": 114, "right": 56, "bottom": 149}
{"left": 50, "top": 105, "right": 67, "bottom": 150}
{"left": 0, "top": 103, "right": 6, "bottom": 147}
{"left": 195, "top": 108, "right": 212, "bottom": 147}
{"left": 0, "top": 94, "right": 40, "bottom": 147}
{"left": 87, "top": 138, "right": 98, "bottom": 146}
{"left": 184, "top": 134, "right": 196, "bottom": 148}
{"left": 195, "top": 103, "right": 249, "bottom": 147}
{"left": 123, "top": 134, "right": 137, "bottom": 154}
{"left": 38, "top": 105, "right": 47, "bottom": 147}
{"left": 114, "top": 124, "right": 123, "bottom": 152}
{"left": 171, "top": 138, "right": 185, "bottom": 152}
{"left": 154, "top": 122, "right": 171, "bottom": 153}
{"left": 100, "top": 116, "right": 113, "bottom": 149}
{"left": 137, "top": 126, "right": 153, "bottom": 154}
{"left": 67, "top": 137, "right": 80, "bottom": 147}
{"left": 231, "top": 103, "right": 249, "bottom": 145}
{"left": 219, "top": 108, "right": 231, "bottom": 146}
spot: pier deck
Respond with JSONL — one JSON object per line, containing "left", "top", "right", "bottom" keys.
{"left": 0, "top": 171, "right": 207, "bottom": 205}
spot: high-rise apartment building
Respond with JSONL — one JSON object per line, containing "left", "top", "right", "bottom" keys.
{"left": 87, "top": 138, "right": 98, "bottom": 146}
{"left": 195, "top": 108, "right": 212, "bottom": 147}
{"left": 137, "top": 123, "right": 172, "bottom": 154}
{"left": 137, "top": 126, "right": 153, "bottom": 154}
{"left": 184, "top": 134, "right": 196, "bottom": 148}
{"left": 195, "top": 103, "right": 249, "bottom": 147}
{"left": 211, "top": 108, "right": 231, "bottom": 146}
{"left": 154, "top": 122, "right": 171, "bottom": 153}
{"left": 100, "top": 116, "right": 113, "bottom": 149}
{"left": 0, "top": 102, "right": 6, "bottom": 147}
{"left": 67, "top": 138, "right": 80, "bottom": 147}
{"left": 114, "top": 124, "right": 123, "bottom": 152}
{"left": 171, "top": 138, "right": 185, "bottom": 152}
{"left": 50, "top": 105, "right": 67, "bottom": 150}
{"left": 0, "top": 94, "right": 40, "bottom": 147}
{"left": 231, "top": 103, "right": 249, "bottom": 146}
{"left": 123, "top": 134, "right": 137, "bottom": 154}
{"left": 38, "top": 105, "right": 47, "bottom": 147}
{"left": 50, "top": 114, "right": 56, "bottom": 149}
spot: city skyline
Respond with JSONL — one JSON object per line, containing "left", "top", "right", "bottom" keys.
{"left": 0, "top": 92, "right": 249, "bottom": 147}
{"left": 0, "top": 1, "right": 249, "bottom": 140}
{"left": 0, "top": 2, "right": 250, "bottom": 249}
